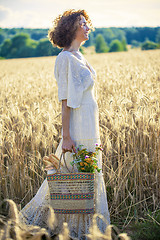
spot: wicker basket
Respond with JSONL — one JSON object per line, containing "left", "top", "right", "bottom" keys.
{"left": 47, "top": 153, "right": 95, "bottom": 214}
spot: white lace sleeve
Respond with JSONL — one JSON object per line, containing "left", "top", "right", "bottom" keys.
{"left": 54, "top": 52, "right": 84, "bottom": 109}
{"left": 54, "top": 53, "right": 68, "bottom": 102}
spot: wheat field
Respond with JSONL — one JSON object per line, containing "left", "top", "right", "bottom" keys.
{"left": 0, "top": 49, "right": 160, "bottom": 229}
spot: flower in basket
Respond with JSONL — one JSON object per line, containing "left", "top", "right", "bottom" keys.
{"left": 71, "top": 144, "right": 102, "bottom": 173}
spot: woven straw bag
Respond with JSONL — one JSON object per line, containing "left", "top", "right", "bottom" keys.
{"left": 47, "top": 153, "right": 95, "bottom": 214}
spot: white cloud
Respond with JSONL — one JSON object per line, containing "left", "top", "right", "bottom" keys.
{"left": 0, "top": 5, "right": 52, "bottom": 28}
{"left": 0, "top": 0, "right": 160, "bottom": 28}
{"left": 0, "top": 5, "right": 12, "bottom": 21}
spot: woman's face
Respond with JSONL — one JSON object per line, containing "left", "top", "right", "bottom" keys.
{"left": 75, "top": 16, "right": 90, "bottom": 43}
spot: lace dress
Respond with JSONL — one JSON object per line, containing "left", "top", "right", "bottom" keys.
{"left": 19, "top": 51, "right": 110, "bottom": 239}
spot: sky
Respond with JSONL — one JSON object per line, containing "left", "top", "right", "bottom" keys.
{"left": 0, "top": 0, "right": 160, "bottom": 29}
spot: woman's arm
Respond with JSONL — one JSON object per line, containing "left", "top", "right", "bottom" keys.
{"left": 62, "top": 100, "right": 76, "bottom": 153}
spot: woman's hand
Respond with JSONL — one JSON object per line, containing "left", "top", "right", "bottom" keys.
{"left": 62, "top": 136, "right": 76, "bottom": 153}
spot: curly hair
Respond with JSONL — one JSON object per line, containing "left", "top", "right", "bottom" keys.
{"left": 48, "top": 9, "right": 94, "bottom": 48}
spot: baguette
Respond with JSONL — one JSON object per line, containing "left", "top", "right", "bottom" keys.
{"left": 43, "top": 154, "right": 63, "bottom": 170}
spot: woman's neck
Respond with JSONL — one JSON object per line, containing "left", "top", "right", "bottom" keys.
{"left": 63, "top": 39, "right": 81, "bottom": 52}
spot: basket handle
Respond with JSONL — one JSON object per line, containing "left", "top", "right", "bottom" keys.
{"left": 56, "top": 152, "right": 75, "bottom": 173}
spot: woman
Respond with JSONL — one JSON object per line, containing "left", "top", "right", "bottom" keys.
{"left": 20, "top": 9, "right": 110, "bottom": 239}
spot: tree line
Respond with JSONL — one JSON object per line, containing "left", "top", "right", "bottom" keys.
{"left": 0, "top": 27, "right": 160, "bottom": 59}
{"left": 0, "top": 33, "right": 61, "bottom": 59}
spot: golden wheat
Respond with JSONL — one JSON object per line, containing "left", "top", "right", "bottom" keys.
{"left": 0, "top": 49, "right": 160, "bottom": 229}
{"left": 0, "top": 199, "right": 130, "bottom": 240}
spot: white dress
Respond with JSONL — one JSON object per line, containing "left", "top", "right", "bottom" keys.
{"left": 19, "top": 51, "right": 110, "bottom": 239}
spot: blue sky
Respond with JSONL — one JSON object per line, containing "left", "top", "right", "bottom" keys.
{"left": 0, "top": 0, "right": 160, "bottom": 28}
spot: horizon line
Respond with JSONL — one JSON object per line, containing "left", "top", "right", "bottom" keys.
{"left": 1, "top": 25, "right": 160, "bottom": 29}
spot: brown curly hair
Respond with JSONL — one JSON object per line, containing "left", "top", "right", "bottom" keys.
{"left": 48, "top": 9, "right": 94, "bottom": 48}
